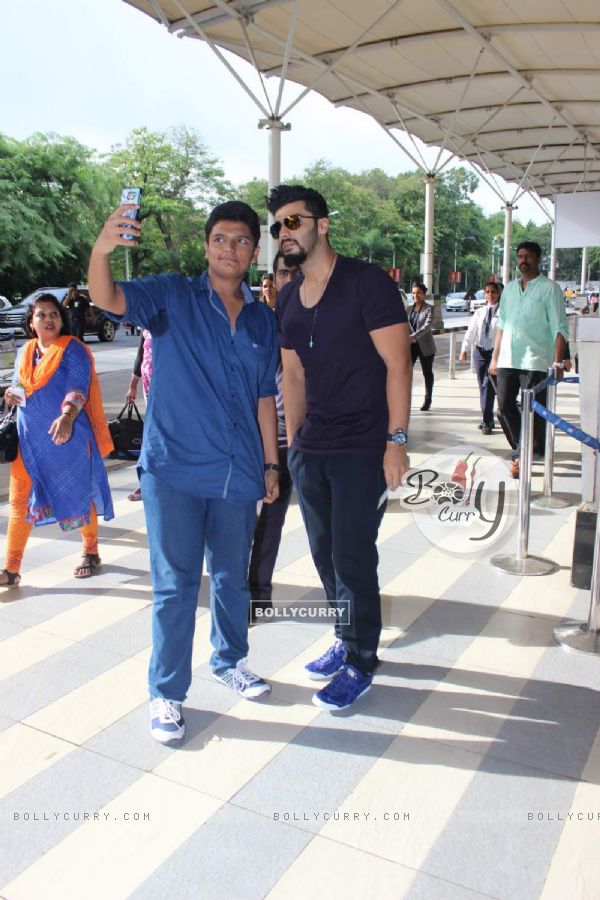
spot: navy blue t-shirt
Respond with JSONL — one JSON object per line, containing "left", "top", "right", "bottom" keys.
{"left": 276, "top": 255, "right": 407, "bottom": 454}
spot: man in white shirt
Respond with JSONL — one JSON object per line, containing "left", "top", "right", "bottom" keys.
{"left": 460, "top": 282, "right": 501, "bottom": 434}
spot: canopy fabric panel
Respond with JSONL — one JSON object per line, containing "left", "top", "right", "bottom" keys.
{"left": 124, "top": 0, "right": 600, "bottom": 199}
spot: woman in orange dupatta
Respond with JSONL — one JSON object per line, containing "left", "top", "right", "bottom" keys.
{"left": 1, "top": 294, "right": 114, "bottom": 586}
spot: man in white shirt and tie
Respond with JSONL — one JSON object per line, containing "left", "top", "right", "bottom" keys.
{"left": 459, "top": 281, "right": 501, "bottom": 435}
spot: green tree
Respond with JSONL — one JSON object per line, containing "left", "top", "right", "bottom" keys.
{"left": 0, "top": 132, "right": 115, "bottom": 298}
{"left": 107, "top": 126, "right": 233, "bottom": 278}
{"left": 238, "top": 178, "right": 269, "bottom": 223}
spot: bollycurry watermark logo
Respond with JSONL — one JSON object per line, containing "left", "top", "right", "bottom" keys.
{"left": 252, "top": 598, "right": 350, "bottom": 624}
{"left": 398, "top": 444, "right": 518, "bottom": 557}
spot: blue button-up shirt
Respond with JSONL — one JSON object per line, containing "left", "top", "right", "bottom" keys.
{"left": 114, "top": 271, "right": 278, "bottom": 501}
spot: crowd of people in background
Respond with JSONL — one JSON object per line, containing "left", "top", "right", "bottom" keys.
{"left": 0, "top": 187, "right": 581, "bottom": 741}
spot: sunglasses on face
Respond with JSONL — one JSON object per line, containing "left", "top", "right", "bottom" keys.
{"left": 269, "top": 214, "right": 319, "bottom": 239}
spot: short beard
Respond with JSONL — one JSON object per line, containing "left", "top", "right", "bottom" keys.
{"left": 283, "top": 248, "right": 307, "bottom": 267}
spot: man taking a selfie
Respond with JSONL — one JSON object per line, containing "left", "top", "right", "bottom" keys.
{"left": 88, "top": 199, "right": 279, "bottom": 744}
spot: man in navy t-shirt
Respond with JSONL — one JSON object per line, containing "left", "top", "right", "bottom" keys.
{"left": 88, "top": 200, "right": 280, "bottom": 744}
{"left": 268, "top": 184, "right": 412, "bottom": 711}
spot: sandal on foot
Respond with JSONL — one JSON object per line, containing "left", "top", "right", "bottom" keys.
{"left": 74, "top": 554, "right": 101, "bottom": 579}
{"left": 0, "top": 569, "right": 21, "bottom": 587}
{"left": 128, "top": 487, "right": 142, "bottom": 502}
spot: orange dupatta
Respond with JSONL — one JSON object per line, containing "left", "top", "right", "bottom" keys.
{"left": 18, "top": 336, "right": 114, "bottom": 458}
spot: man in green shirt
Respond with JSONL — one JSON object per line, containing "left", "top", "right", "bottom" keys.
{"left": 489, "top": 241, "right": 568, "bottom": 478}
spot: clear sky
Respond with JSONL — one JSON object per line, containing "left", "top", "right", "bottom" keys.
{"left": 2, "top": 0, "right": 550, "bottom": 226}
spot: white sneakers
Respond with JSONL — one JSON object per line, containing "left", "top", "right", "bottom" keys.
{"left": 149, "top": 698, "right": 185, "bottom": 743}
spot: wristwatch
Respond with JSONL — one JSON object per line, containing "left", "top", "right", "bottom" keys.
{"left": 264, "top": 463, "right": 281, "bottom": 472}
{"left": 386, "top": 428, "right": 408, "bottom": 446}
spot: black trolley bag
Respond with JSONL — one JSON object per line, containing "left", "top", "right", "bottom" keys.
{"left": 108, "top": 401, "right": 144, "bottom": 460}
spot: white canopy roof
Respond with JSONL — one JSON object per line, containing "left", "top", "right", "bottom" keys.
{"left": 124, "top": 0, "right": 600, "bottom": 203}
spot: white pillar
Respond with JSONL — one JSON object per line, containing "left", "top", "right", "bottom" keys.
{"left": 502, "top": 203, "right": 513, "bottom": 286}
{"left": 261, "top": 116, "right": 290, "bottom": 272}
{"left": 550, "top": 222, "right": 557, "bottom": 281}
{"left": 581, "top": 246, "right": 589, "bottom": 293}
{"left": 423, "top": 174, "right": 435, "bottom": 297}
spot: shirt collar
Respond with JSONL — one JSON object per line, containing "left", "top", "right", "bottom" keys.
{"left": 202, "top": 270, "right": 254, "bottom": 306}
{"left": 520, "top": 273, "right": 542, "bottom": 290}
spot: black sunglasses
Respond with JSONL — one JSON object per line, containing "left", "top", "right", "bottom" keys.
{"left": 269, "top": 214, "right": 319, "bottom": 239}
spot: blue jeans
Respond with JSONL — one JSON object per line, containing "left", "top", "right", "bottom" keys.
{"left": 141, "top": 470, "right": 257, "bottom": 700}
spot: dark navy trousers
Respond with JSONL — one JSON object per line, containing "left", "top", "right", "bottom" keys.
{"left": 249, "top": 446, "right": 293, "bottom": 603}
{"left": 474, "top": 346, "right": 496, "bottom": 427}
{"left": 287, "top": 449, "right": 387, "bottom": 675}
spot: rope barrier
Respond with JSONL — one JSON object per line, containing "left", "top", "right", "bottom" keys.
{"left": 531, "top": 376, "right": 551, "bottom": 395}
{"left": 532, "top": 375, "right": 579, "bottom": 393}
{"left": 531, "top": 400, "right": 600, "bottom": 450}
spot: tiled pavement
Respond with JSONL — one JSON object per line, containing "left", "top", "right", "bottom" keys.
{"left": 0, "top": 368, "right": 598, "bottom": 900}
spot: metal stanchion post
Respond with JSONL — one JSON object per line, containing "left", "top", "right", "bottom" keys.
{"left": 555, "top": 480, "right": 600, "bottom": 654}
{"left": 533, "top": 365, "right": 570, "bottom": 509}
{"left": 491, "top": 388, "right": 557, "bottom": 575}
{"left": 449, "top": 331, "right": 457, "bottom": 380}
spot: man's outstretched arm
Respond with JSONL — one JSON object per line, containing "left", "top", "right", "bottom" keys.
{"left": 88, "top": 204, "right": 141, "bottom": 316}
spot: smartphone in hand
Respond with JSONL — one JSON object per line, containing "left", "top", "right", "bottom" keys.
{"left": 120, "top": 187, "right": 142, "bottom": 241}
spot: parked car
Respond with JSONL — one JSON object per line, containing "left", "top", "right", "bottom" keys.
{"left": 0, "top": 287, "right": 118, "bottom": 342}
{"left": 0, "top": 296, "right": 12, "bottom": 312}
{"left": 469, "top": 289, "right": 486, "bottom": 315}
{"left": 445, "top": 291, "right": 469, "bottom": 312}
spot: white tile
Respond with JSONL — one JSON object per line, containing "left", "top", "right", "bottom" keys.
{"left": 2, "top": 773, "right": 222, "bottom": 900}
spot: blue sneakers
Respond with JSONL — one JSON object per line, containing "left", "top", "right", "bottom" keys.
{"left": 304, "top": 640, "right": 346, "bottom": 680}
{"left": 150, "top": 698, "right": 185, "bottom": 743}
{"left": 312, "top": 664, "right": 373, "bottom": 711}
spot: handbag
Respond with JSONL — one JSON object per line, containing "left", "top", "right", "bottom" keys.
{"left": 0, "top": 402, "right": 18, "bottom": 464}
{"left": 108, "top": 402, "right": 144, "bottom": 460}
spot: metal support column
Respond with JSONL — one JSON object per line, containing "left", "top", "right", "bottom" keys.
{"left": 259, "top": 116, "right": 291, "bottom": 271}
{"left": 502, "top": 203, "right": 513, "bottom": 287}
{"left": 449, "top": 332, "right": 457, "bottom": 379}
{"left": 549, "top": 222, "right": 557, "bottom": 281}
{"left": 581, "top": 246, "right": 589, "bottom": 294}
{"left": 491, "top": 389, "right": 557, "bottom": 575}
{"left": 423, "top": 174, "right": 435, "bottom": 298}
{"left": 532, "top": 366, "right": 570, "bottom": 509}
{"left": 555, "top": 482, "right": 600, "bottom": 654}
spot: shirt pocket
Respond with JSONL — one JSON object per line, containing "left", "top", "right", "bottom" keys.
{"left": 234, "top": 331, "right": 271, "bottom": 387}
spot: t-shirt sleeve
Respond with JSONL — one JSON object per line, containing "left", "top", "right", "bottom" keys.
{"left": 358, "top": 265, "right": 407, "bottom": 331}
{"left": 113, "top": 274, "right": 174, "bottom": 331}
{"left": 275, "top": 282, "right": 296, "bottom": 351}
{"left": 258, "top": 311, "right": 279, "bottom": 398}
